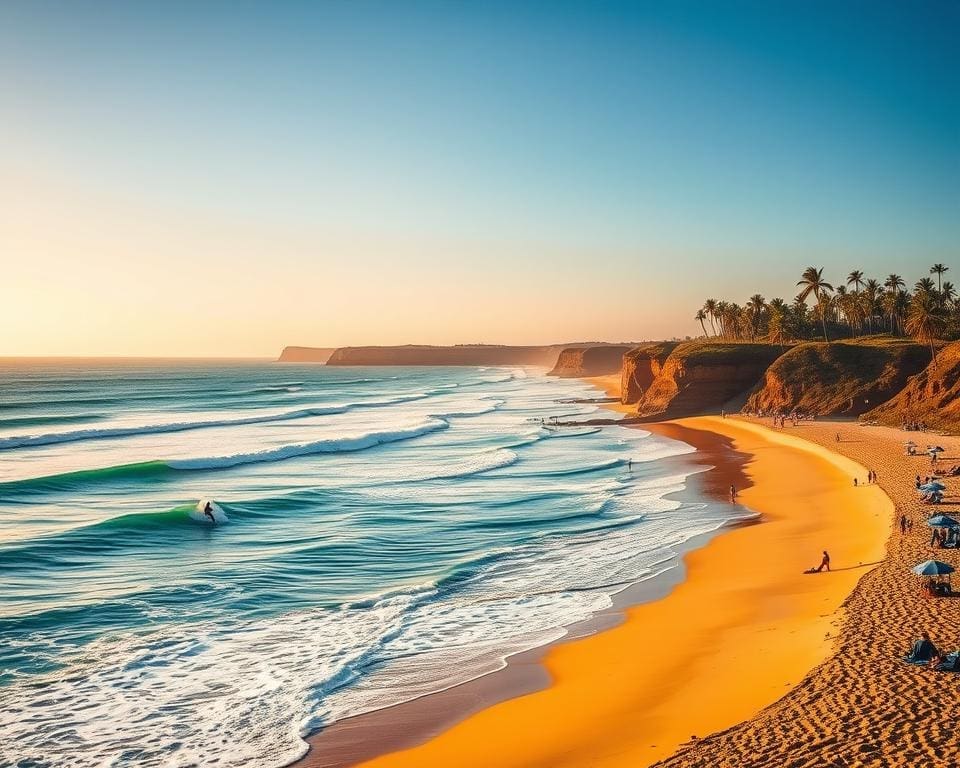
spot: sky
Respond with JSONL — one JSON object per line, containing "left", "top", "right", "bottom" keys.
{"left": 2, "top": 0, "right": 958, "bottom": 356}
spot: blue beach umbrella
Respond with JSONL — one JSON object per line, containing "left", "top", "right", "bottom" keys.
{"left": 926, "top": 514, "right": 959, "bottom": 528}
{"left": 912, "top": 560, "right": 956, "bottom": 577}
{"left": 920, "top": 482, "right": 947, "bottom": 492}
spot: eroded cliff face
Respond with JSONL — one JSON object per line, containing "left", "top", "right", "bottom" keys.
{"left": 866, "top": 341, "right": 960, "bottom": 430}
{"left": 277, "top": 346, "right": 336, "bottom": 363}
{"left": 745, "top": 338, "right": 929, "bottom": 417}
{"left": 620, "top": 343, "right": 679, "bottom": 404}
{"left": 632, "top": 342, "right": 786, "bottom": 418}
{"left": 325, "top": 344, "right": 573, "bottom": 367}
{"left": 548, "top": 345, "right": 633, "bottom": 378}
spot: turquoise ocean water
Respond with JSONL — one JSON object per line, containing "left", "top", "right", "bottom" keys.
{"left": 0, "top": 361, "right": 746, "bottom": 767}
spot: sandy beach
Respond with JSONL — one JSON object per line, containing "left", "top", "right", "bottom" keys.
{"left": 311, "top": 400, "right": 890, "bottom": 767}
{"left": 656, "top": 418, "right": 960, "bottom": 768}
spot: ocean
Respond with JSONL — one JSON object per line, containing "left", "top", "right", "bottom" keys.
{"left": 0, "top": 361, "right": 747, "bottom": 767}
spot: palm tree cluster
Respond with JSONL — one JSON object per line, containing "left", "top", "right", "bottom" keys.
{"left": 695, "top": 264, "right": 955, "bottom": 359}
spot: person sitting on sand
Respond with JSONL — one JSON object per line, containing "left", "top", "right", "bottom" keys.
{"left": 814, "top": 550, "right": 831, "bottom": 572}
{"left": 204, "top": 501, "right": 216, "bottom": 524}
{"left": 905, "top": 632, "right": 939, "bottom": 664}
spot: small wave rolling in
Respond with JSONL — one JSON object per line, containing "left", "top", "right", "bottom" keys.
{"left": 0, "top": 360, "right": 743, "bottom": 767}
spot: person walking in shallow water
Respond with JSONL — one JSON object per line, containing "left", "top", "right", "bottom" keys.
{"left": 729, "top": 484, "right": 737, "bottom": 502}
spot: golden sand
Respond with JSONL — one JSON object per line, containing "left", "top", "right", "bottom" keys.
{"left": 657, "top": 419, "right": 960, "bottom": 768}
{"left": 354, "top": 415, "right": 890, "bottom": 768}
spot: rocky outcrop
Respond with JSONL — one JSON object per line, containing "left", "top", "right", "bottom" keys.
{"left": 620, "top": 343, "right": 680, "bottom": 404}
{"left": 634, "top": 342, "right": 786, "bottom": 419}
{"left": 548, "top": 345, "right": 633, "bottom": 378}
{"left": 325, "top": 344, "right": 585, "bottom": 367}
{"left": 866, "top": 340, "right": 960, "bottom": 431}
{"left": 745, "top": 337, "right": 930, "bottom": 417}
{"left": 277, "top": 346, "right": 336, "bottom": 363}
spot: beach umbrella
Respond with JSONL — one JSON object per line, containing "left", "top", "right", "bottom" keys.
{"left": 928, "top": 446, "right": 945, "bottom": 453}
{"left": 905, "top": 441, "right": 917, "bottom": 446}
{"left": 912, "top": 560, "right": 956, "bottom": 577}
{"left": 920, "top": 482, "right": 947, "bottom": 492}
{"left": 926, "top": 514, "right": 960, "bottom": 528}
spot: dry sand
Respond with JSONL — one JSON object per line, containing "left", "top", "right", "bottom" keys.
{"left": 345, "top": 414, "right": 889, "bottom": 768}
{"left": 655, "top": 418, "right": 960, "bottom": 768}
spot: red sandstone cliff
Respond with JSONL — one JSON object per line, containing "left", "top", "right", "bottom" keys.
{"left": 548, "top": 345, "right": 633, "bottom": 378}
{"left": 745, "top": 337, "right": 929, "bottom": 417}
{"left": 631, "top": 342, "right": 786, "bottom": 419}
{"left": 324, "top": 344, "right": 588, "bottom": 367}
{"left": 620, "top": 343, "right": 680, "bottom": 404}
{"left": 277, "top": 346, "right": 336, "bottom": 363}
{"left": 865, "top": 340, "right": 960, "bottom": 431}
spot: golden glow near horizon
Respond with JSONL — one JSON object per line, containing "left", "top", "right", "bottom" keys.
{"left": 2, "top": 160, "right": 711, "bottom": 357}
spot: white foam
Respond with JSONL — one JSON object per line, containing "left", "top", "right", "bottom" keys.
{"left": 0, "top": 394, "right": 432, "bottom": 451}
{"left": 168, "top": 419, "right": 449, "bottom": 471}
{"left": 189, "top": 499, "right": 229, "bottom": 524}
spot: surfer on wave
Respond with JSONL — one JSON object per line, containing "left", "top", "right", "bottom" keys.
{"left": 203, "top": 501, "right": 216, "bottom": 524}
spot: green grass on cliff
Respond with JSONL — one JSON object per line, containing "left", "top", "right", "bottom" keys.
{"left": 745, "top": 335, "right": 931, "bottom": 416}
{"left": 668, "top": 340, "right": 787, "bottom": 364}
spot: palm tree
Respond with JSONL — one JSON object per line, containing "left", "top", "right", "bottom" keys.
{"left": 796, "top": 266, "right": 834, "bottom": 342}
{"left": 767, "top": 300, "right": 788, "bottom": 347}
{"left": 703, "top": 299, "right": 718, "bottom": 336}
{"left": 884, "top": 274, "right": 905, "bottom": 332}
{"left": 885, "top": 273, "right": 905, "bottom": 292}
{"left": 941, "top": 281, "right": 956, "bottom": 306}
{"left": 914, "top": 277, "right": 936, "bottom": 300}
{"left": 847, "top": 270, "right": 864, "bottom": 294}
{"left": 695, "top": 309, "right": 709, "bottom": 338}
{"left": 746, "top": 294, "right": 766, "bottom": 340}
{"left": 863, "top": 278, "right": 881, "bottom": 334}
{"left": 715, "top": 301, "right": 731, "bottom": 338}
{"left": 906, "top": 291, "right": 946, "bottom": 367}
{"left": 931, "top": 263, "right": 949, "bottom": 293}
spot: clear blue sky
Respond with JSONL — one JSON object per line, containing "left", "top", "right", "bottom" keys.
{"left": 2, "top": 1, "right": 958, "bottom": 354}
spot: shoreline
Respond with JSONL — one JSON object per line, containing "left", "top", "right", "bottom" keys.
{"left": 296, "top": 394, "right": 751, "bottom": 767}
{"left": 296, "top": 376, "right": 890, "bottom": 768}
{"left": 342, "top": 416, "right": 889, "bottom": 768}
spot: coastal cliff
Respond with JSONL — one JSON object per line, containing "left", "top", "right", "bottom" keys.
{"left": 865, "top": 340, "right": 960, "bottom": 431}
{"left": 326, "top": 344, "right": 576, "bottom": 367}
{"left": 744, "top": 337, "right": 929, "bottom": 417}
{"left": 620, "top": 343, "right": 680, "bottom": 404}
{"left": 631, "top": 342, "right": 786, "bottom": 419}
{"left": 277, "top": 346, "right": 336, "bottom": 363}
{"left": 548, "top": 345, "right": 633, "bottom": 378}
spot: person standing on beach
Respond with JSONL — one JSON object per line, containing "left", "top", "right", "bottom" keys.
{"left": 729, "top": 484, "right": 737, "bottom": 502}
{"left": 815, "top": 550, "right": 831, "bottom": 572}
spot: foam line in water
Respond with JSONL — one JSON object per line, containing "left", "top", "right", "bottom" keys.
{"left": 0, "top": 393, "right": 432, "bottom": 450}
{"left": 167, "top": 418, "right": 450, "bottom": 470}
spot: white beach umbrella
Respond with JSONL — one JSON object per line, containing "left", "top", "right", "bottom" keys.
{"left": 912, "top": 560, "right": 956, "bottom": 577}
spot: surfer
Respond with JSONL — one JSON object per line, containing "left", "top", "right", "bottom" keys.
{"left": 203, "top": 501, "right": 216, "bottom": 524}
